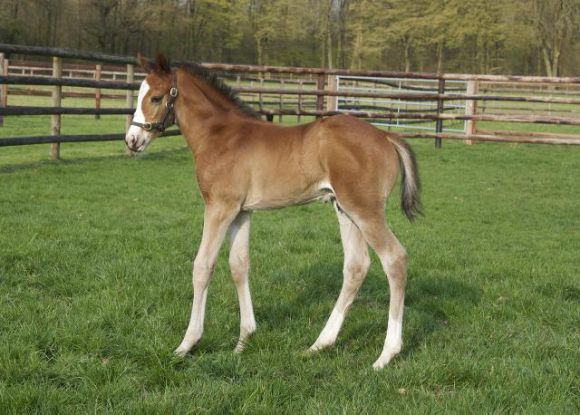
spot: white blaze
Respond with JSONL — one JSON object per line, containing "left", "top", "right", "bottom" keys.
{"left": 132, "top": 80, "right": 150, "bottom": 125}
{"left": 126, "top": 80, "right": 151, "bottom": 151}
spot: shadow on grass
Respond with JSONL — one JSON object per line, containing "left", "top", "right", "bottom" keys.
{"left": 256, "top": 262, "right": 343, "bottom": 327}
{"left": 402, "top": 276, "right": 482, "bottom": 353}
{"left": 537, "top": 282, "right": 580, "bottom": 302}
{"left": 257, "top": 258, "right": 482, "bottom": 358}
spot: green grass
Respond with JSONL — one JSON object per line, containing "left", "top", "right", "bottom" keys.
{"left": 0, "top": 113, "right": 579, "bottom": 413}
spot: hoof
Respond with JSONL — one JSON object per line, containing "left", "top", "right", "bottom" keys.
{"left": 372, "top": 349, "right": 400, "bottom": 370}
{"left": 233, "top": 329, "right": 256, "bottom": 354}
{"left": 233, "top": 341, "right": 246, "bottom": 354}
{"left": 174, "top": 341, "right": 196, "bottom": 357}
{"left": 305, "top": 346, "right": 318, "bottom": 355}
{"left": 174, "top": 347, "right": 189, "bottom": 357}
{"left": 307, "top": 340, "right": 332, "bottom": 353}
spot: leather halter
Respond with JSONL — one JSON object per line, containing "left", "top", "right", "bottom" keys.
{"left": 130, "top": 70, "right": 178, "bottom": 133}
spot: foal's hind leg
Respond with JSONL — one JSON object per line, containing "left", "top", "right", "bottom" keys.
{"left": 357, "top": 215, "right": 407, "bottom": 370}
{"left": 309, "top": 204, "right": 370, "bottom": 352}
{"left": 228, "top": 211, "right": 257, "bottom": 353}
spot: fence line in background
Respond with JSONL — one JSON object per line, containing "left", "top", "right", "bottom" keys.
{"left": 3, "top": 76, "right": 579, "bottom": 105}
{"left": 5, "top": 81, "right": 576, "bottom": 105}
{"left": 3, "top": 44, "right": 580, "bottom": 83}
{"left": 95, "top": 64, "right": 102, "bottom": 120}
{"left": 1, "top": 43, "right": 579, "bottom": 157}
{"left": 0, "top": 130, "right": 182, "bottom": 147}
{"left": 51, "top": 57, "right": 62, "bottom": 159}
{"left": 0, "top": 53, "right": 6, "bottom": 127}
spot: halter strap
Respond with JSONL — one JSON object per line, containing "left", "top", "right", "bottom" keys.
{"left": 131, "top": 70, "right": 178, "bottom": 133}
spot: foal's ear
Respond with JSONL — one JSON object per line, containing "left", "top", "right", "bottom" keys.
{"left": 138, "top": 53, "right": 156, "bottom": 74}
{"left": 155, "top": 53, "right": 171, "bottom": 74}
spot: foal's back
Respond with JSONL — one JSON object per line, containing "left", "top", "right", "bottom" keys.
{"left": 233, "top": 114, "right": 400, "bottom": 211}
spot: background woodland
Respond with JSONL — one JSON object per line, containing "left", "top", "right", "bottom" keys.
{"left": 0, "top": 0, "right": 578, "bottom": 75}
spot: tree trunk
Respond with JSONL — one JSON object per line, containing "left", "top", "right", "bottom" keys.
{"left": 320, "top": 34, "right": 326, "bottom": 68}
{"left": 552, "top": 48, "right": 560, "bottom": 77}
{"left": 436, "top": 42, "right": 444, "bottom": 73}
{"left": 350, "top": 28, "right": 363, "bottom": 69}
{"left": 256, "top": 37, "right": 264, "bottom": 66}
{"left": 327, "top": 27, "right": 333, "bottom": 68}
{"left": 542, "top": 47, "right": 553, "bottom": 77}
{"left": 337, "top": 28, "right": 343, "bottom": 68}
{"left": 326, "top": 1, "right": 333, "bottom": 69}
{"left": 403, "top": 40, "right": 411, "bottom": 72}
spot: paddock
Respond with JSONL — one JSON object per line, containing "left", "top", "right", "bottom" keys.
{"left": 0, "top": 45, "right": 578, "bottom": 412}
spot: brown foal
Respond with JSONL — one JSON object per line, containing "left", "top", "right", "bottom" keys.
{"left": 125, "top": 55, "right": 421, "bottom": 369}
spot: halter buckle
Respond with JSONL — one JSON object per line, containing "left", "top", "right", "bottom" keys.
{"left": 142, "top": 122, "right": 153, "bottom": 131}
{"left": 169, "top": 87, "right": 178, "bottom": 97}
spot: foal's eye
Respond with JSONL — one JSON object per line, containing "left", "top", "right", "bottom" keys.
{"left": 151, "top": 96, "right": 163, "bottom": 104}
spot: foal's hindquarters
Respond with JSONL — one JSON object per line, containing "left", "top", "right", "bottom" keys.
{"left": 175, "top": 115, "right": 420, "bottom": 369}
{"left": 307, "top": 118, "right": 412, "bottom": 369}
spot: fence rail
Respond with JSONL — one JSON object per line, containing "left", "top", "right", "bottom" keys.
{"left": 1, "top": 43, "right": 579, "bottom": 158}
{"left": 0, "top": 130, "right": 181, "bottom": 147}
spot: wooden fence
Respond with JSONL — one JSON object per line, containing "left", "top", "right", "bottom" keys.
{"left": 1, "top": 43, "right": 579, "bottom": 159}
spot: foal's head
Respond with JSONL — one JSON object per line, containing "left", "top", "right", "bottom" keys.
{"left": 125, "top": 54, "right": 176, "bottom": 153}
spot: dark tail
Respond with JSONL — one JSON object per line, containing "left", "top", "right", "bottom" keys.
{"left": 386, "top": 134, "right": 422, "bottom": 221}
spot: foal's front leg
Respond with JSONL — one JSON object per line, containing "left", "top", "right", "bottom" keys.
{"left": 175, "top": 204, "right": 239, "bottom": 356}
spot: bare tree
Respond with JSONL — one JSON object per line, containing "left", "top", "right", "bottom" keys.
{"left": 526, "top": 0, "right": 579, "bottom": 76}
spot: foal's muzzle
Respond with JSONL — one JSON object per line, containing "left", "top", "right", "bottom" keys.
{"left": 125, "top": 127, "right": 152, "bottom": 153}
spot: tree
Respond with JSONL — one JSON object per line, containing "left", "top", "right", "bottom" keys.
{"left": 379, "top": 0, "right": 433, "bottom": 72}
{"left": 346, "top": 0, "right": 389, "bottom": 69}
{"left": 0, "top": 0, "right": 25, "bottom": 44}
{"left": 0, "top": 0, "right": 578, "bottom": 76}
{"left": 248, "top": 0, "right": 278, "bottom": 65}
{"left": 524, "top": 0, "right": 579, "bottom": 76}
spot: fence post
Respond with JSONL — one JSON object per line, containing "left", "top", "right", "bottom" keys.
{"left": 95, "top": 64, "right": 102, "bottom": 120}
{"left": 279, "top": 79, "right": 284, "bottom": 123}
{"left": 260, "top": 78, "right": 269, "bottom": 121}
{"left": 297, "top": 80, "right": 303, "bottom": 124}
{"left": 315, "top": 74, "right": 326, "bottom": 118}
{"left": 125, "top": 63, "right": 134, "bottom": 133}
{"left": 0, "top": 53, "right": 7, "bottom": 127}
{"left": 51, "top": 57, "right": 62, "bottom": 160}
{"left": 465, "top": 80, "right": 478, "bottom": 145}
{"left": 326, "top": 75, "right": 338, "bottom": 112}
{"left": 435, "top": 78, "right": 445, "bottom": 148}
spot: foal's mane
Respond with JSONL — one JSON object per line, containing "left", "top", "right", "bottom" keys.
{"left": 177, "top": 63, "right": 261, "bottom": 119}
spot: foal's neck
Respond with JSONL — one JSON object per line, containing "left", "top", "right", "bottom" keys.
{"left": 174, "top": 69, "right": 249, "bottom": 157}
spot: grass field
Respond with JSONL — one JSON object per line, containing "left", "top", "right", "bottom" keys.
{"left": 0, "top": 112, "right": 579, "bottom": 413}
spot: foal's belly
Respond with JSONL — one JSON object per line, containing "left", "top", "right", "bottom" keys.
{"left": 242, "top": 182, "right": 334, "bottom": 211}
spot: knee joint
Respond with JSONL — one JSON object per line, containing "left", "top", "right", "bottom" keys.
{"left": 193, "top": 260, "right": 213, "bottom": 274}
{"left": 386, "top": 246, "right": 407, "bottom": 267}
{"left": 192, "top": 259, "right": 214, "bottom": 284}
{"left": 344, "top": 254, "right": 371, "bottom": 280}
{"left": 384, "top": 248, "right": 407, "bottom": 285}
